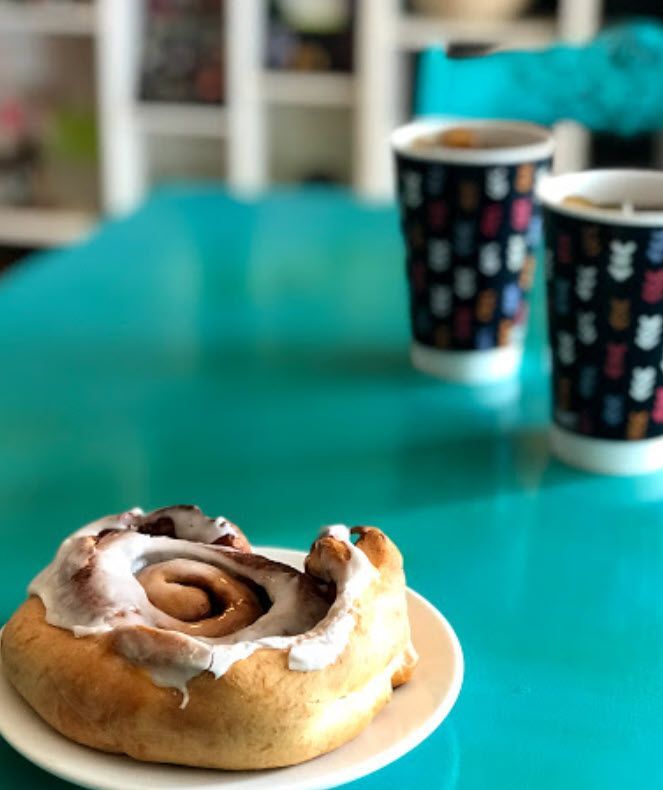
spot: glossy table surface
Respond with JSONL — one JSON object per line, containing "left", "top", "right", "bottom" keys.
{"left": 1, "top": 188, "right": 663, "bottom": 789}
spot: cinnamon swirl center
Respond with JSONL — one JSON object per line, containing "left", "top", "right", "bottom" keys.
{"left": 137, "top": 559, "right": 263, "bottom": 637}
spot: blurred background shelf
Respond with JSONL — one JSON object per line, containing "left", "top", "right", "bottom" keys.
{"left": 0, "top": 0, "right": 631, "bottom": 248}
{"left": 0, "top": 0, "right": 96, "bottom": 36}
{"left": 262, "top": 71, "right": 355, "bottom": 107}
{"left": 0, "top": 205, "right": 94, "bottom": 246}
{"left": 136, "top": 102, "right": 228, "bottom": 139}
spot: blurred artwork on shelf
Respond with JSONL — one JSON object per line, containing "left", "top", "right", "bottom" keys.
{"left": 40, "top": 103, "right": 98, "bottom": 211}
{"left": 141, "top": 0, "right": 224, "bottom": 104}
{"left": 0, "top": 99, "right": 39, "bottom": 206}
{"left": 267, "top": 0, "right": 355, "bottom": 72}
{"left": 0, "top": 92, "right": 98, "bottom": 211}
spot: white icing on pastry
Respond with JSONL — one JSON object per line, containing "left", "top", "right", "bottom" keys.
{"left": 73, "top": 506, "right": 242, "bottom": 546}
{"left": 288, "top": 524, "right": 378, "bottom": 671}
{"left": 28, "top": 510, "right": 378, "bottom": 703}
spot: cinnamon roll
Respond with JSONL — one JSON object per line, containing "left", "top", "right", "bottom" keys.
{"left": 1, "top": 506, "right": 418, "bottom": 770}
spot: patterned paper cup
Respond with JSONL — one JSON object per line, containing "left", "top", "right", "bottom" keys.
{"left": 539, "top": 170, "right": 663, "bottom": 475}
{"left": 392, "top": 119, "right": 554, "bottom": 384}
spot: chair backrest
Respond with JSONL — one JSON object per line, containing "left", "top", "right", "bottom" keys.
{"left": 415, "top": 21, "right": 663, "bottom": 136}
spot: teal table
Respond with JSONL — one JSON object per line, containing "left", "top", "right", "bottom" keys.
{"left": 1, "top": 188, "right": 662, "bottom": 789}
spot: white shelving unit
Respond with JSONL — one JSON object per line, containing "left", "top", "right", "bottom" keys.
{"left": 102, "top": 0, "right": 606, "bottom": 208}
{"left": 354, "top": 0, "right": 399, "bottom": 198}
{"left": 0, "top": 1, "right": 99, "bottom": 246}
{"left": 0, "top": 0, "right": 606, "bottom": 246}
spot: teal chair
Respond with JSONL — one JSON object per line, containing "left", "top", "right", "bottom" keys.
{"left": 415, "top": 21, "right": 663, "bottom": 136}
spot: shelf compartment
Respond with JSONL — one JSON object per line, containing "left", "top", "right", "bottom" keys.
{"left": 262, "top": 71, "right": 355, "bottom": 107}
{"left": 136, "top": 102, "right": 228, "bottom": 139}
{"left": 0, "top": 1, "right": 96, "bottom": 36}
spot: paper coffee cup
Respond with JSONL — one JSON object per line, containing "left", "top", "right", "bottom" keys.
{"left": 392, "top": 118, "right": 554, "bottom": 384}
{"left": 539, "top": 169, "right": 663, "bottom": 475}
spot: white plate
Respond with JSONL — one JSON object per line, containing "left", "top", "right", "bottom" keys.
{"left": 0, "top": 547, "right": 463, "bottom": 790}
